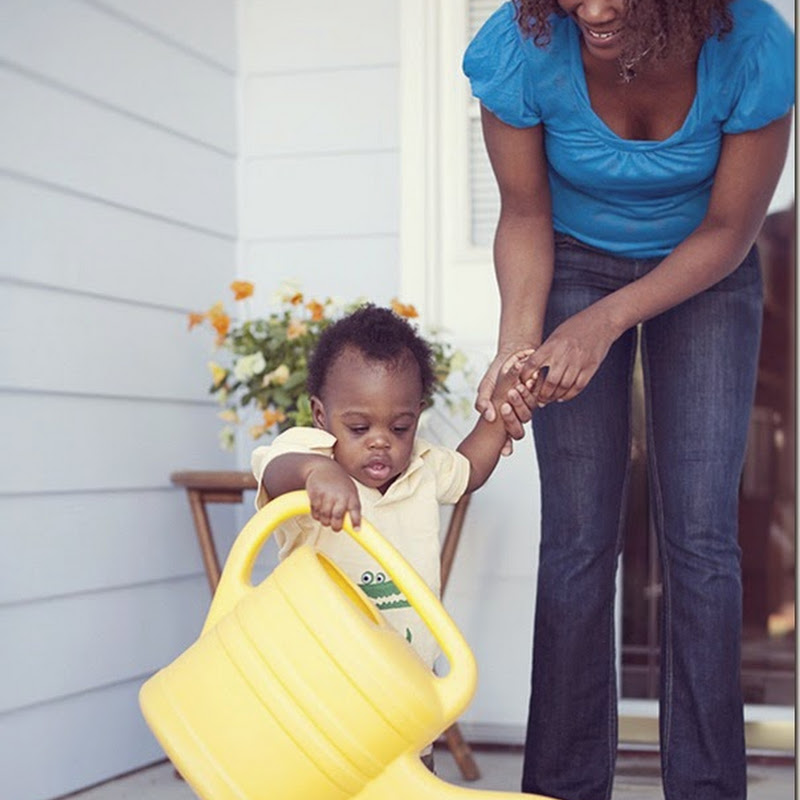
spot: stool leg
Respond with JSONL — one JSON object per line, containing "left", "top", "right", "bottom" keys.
{"left": 439, "top": 495, "right": 480, "bottom": 780}
{"left": 186, "top": 489, "right": 222, "bottom": 592}
{"left": 443, "top": 722, "right": 481, "bottom": 780}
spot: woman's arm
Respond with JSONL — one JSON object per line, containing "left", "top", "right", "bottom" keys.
{"left": 476, "top": 106, "right": 555, "bottom": 436}
{"left": 527, "top": 112, "right": 793, "bottom": 404}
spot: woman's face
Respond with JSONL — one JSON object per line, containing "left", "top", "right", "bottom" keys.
{"left": 557, "top": 0, "right": 628, "bottom": 63}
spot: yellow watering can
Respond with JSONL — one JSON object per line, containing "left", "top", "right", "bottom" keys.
{"left": 139, "top": 490, "right": 559, "bottom": 800}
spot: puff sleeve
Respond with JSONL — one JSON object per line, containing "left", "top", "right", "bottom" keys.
{"left": 250, "top": 427, "right": 336, "bottom": 509}
{"left": 418, "top": 441, "right": 470, "bottom": 505}
{"left": 723, "top": 6, "right": 795, "bottom": 134}
{"left": 463, "top": 2, "right": 540, "bottom": 128}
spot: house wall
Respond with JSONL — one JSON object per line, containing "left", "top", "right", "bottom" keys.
{"left": 0, "top": 2, "right": 238, "bottom": 798}
{"left": 238, "top": 0, "right": 402, "bottom": 312}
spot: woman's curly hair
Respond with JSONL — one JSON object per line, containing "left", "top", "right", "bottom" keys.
{"left": 515, "top": 0, "right": 733, "bottom": 70}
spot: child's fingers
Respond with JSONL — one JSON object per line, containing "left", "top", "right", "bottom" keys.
{"left": 500, "top": 348, "right": 536, "bottom": 377}
{"left": 499, "top": 401, "right": 526, "bottom": 440}
{"left": 311, "top": 495, "right": 348, "bottom": 532}
{"left": 506, "top": 387, "right": 534, "bottom": 423}
{"left": 347, "top": 501, "right": 362, "bottom": 531}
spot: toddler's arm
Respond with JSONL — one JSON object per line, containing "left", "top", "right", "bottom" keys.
{"left": 457, "top": 351, "right": 539, "bottom": 492}
{"left": 262, "top": 453, "right": 362, "bottom": 531}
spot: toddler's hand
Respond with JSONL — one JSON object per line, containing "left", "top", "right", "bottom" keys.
{"left": 305, "top": 461, "right": 362, "bottom": 531}
{"left": 492, "top": 349, "right": 540, "bottom": 427}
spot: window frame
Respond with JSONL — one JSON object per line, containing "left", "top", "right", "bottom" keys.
{"left": 399, "top": 0, "right": 492, "bottom": 332}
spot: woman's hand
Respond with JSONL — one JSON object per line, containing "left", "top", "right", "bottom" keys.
{"left": 522, "top": 305, "right": 618, "bottom": 405}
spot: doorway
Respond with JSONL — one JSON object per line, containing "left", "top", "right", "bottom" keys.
{"left": 620, "top": 207, "right": 796, "bottom": 717}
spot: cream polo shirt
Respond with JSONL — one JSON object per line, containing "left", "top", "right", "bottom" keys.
{"left": 251, "top": 426, "right": 471, "bottom": 671}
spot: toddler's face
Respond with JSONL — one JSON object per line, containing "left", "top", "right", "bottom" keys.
{"left": 312, "top": 346, "right": 424, "bottom": 493}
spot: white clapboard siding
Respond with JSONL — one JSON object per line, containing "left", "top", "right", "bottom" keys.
{"left": 1, "top": 0, "right": 237, "bottom": 796}
{"left": 1, "top": 577, "right": 211, "bottom": 714}
{"left": 0, "top": 395, "right": 233, "bottom": 495}
{"left": 242, "top": 152, "right": 399, "bottom": 239}
{"left": 0, "top": 284, "right": 226, "bottom": 401}
{"left": 243, "top": 237, "right": 401, "bottom": 312}
{"left": 0, "top": 69, "right": 234, "bottom": 236}
{"left": 241, "top": 0, "right": 399, "bottom": 72}
{"left": 446, "top": 576, "right": 536, "bottom": 727}
{"left": 0, "top": 0, "right": 236, "bottom": 153}
{"left": 93, "top": 0, "right": 238, "bottom": 71}
{"left": 243, "top": 67, "right": 399, "bottom": 156}
{"left": 0, "top": 492, "right": 242, "bottom": 606}
{"left": 0, "top": 175, "right": 233, "bottom": 310}
{"left": 0, "top": 680, "right": 164, "bottom": 800}
{"left": 238, "top": 0, "right": 402, "bottom": 310}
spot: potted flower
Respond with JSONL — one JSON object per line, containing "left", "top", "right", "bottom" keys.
{"left": 188, "top": 281, "right": 470, "bottom": 450}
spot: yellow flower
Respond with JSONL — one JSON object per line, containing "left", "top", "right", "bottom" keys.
{"left": 249, "top": 424, "right": 267, "bottom": 440}
{"left": 206, "top": 302, "right": 230, "bottom": 344}
{"left": 287, "top": 320, "right": 308, "bottom": 340}
{"left": 306, "top": 299, "right": 326, "bottom": 321}
{"left": 230, "top": 280, "right": 255, "bottom": 301}
{"left": 187, "top": 311, "right": 205, "bottom": 330}
{"left": 390, "top": 298, "right": 419, "bottom": 318}
{"left": 263, "top": 408, "right": 287, "bottom": 428}
{"left": 263, "top": 364, "right": 290, "bottom": 386}
{"left": 273, "top": 280, "right": 302, "bottom": 306}
{"left": 218, "top": 408, "right": 240, "bottom": 424}
{"left": 251, "top": 408, "right": 287, "bottom": 438}
{"left": 207, "top": 361, "right": 228, "bottom": 387}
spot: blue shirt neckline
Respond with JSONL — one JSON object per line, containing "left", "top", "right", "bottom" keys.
{"left": 566, "top": 19, "right": 703, "bottom": 150}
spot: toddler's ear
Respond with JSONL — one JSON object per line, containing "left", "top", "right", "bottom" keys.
{"left": 310, "top": 395, "right": 326, "bottom": 429}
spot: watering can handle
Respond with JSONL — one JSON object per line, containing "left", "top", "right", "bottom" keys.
{"left": 202, "top": 490, "right": 477, "bottom": 722}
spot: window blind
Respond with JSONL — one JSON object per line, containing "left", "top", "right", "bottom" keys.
{"left": 467, "top": 1, "right": 501, "bottom": 247}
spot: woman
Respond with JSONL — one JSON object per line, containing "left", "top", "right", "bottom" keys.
{"left": 463, "top": 1, "right": 793, "bottom": 798}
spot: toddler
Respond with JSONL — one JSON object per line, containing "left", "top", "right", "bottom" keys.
{"left": 251, "top": 304, "right": 535, "bottom": 764}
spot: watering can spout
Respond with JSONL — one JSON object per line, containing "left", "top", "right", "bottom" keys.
{"left": 354, "top": 753, "right": 558, "bottom": 800}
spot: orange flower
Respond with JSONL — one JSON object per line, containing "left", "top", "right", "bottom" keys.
{"left": 230, "top": 280, "right": 254, "bottom": 301}
{"left": 288, "top": 292, "right": 304, "bottom": 305}
{"left": 263, "top": 408, "right": 287, "bottom": 429}
{"left": 306, "top": 299, "right": 325, "bottom": 321}
{"left": 206, "top": 302, "right": 230, "bottom": 344}
{"left": 187, "top": 311, "right": 205, "bottom": 330}
{"left": 391, "top": 299, "right": 419, "bottom": 318}
{"left": 287, "top": 320, "right": 308, "bottom": 340}
{"left": 249, "top": 424, "right": 267, "bottom": 440}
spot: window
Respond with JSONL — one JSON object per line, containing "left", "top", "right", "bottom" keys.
{"left": 400, "top": 0, "right": 499, "bottom": 343}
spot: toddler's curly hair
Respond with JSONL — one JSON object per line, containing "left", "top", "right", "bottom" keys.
{"left": 307, "top": 304, "right": 436, "bottom": 401}
{"left": 515, "top": 0, "right": 733, "bottom": 69}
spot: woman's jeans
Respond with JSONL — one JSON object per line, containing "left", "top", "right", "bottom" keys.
{"left": 521, "top": 235, "right": 762, "bottom": 800}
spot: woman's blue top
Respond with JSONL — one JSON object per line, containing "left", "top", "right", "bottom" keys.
{"left": 463, "top": 0, "right": 794, "bottom": 258}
